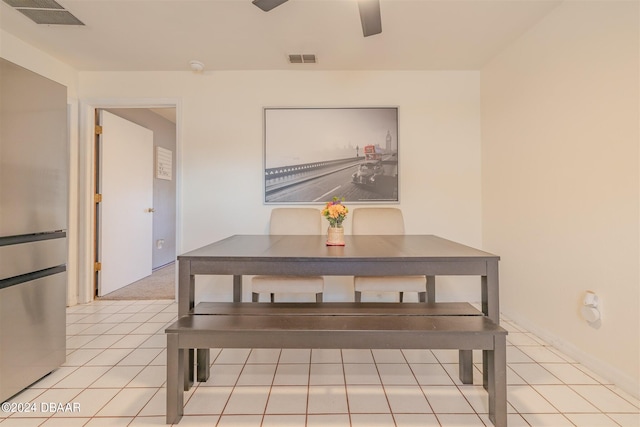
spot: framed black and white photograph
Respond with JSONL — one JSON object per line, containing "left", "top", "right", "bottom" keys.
{"left": 264, "top": 107, "right": 399, "bottom": 204}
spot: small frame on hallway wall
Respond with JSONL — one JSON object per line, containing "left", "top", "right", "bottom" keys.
{"left": 156, "top": 147, "right": 173, "bottom": 180}
{"left": 263, "top": 107, "right": 399, "bottom": 204}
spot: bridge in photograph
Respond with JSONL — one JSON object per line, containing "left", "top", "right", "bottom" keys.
{"left": 265, "top": 153, "right": 398, "bottom": 203}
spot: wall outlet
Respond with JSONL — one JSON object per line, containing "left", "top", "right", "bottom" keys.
{"left": 581, "top": 291, "right": 602, "bottom": 325}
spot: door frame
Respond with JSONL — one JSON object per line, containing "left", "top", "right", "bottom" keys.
{"left": 78, "top": 98, "right": 181, "bottom": 304}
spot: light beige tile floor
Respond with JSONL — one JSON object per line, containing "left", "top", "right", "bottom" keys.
{"left": 0, "top": 299, "right": 638, "bottom": 426}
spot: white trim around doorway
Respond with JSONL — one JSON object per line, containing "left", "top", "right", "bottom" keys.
{"left": 77, "top": 98, "right": 182, "bottom": 305}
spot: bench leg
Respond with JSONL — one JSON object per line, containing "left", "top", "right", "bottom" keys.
{"left": 252, "top": 292, "right": 259, "bottom": 302}
{"left": 233, "top": 274, "right": 243, "bottom": 302}
{"left": 458, "top": 350, "right": 473, "bottom": 384}
{"left": 167, "top": 333, "right": 184, "bottom": 424}
{"left": 355, "top": 291, "right": 362, "bottom": 303}
{"left": 197, "top": 349, "right": 210, "bottom": 382}
{"left": 316, "top": 293, "right": 323, "bottom": 303}
{"left": 487, "top": 335, "right": 507, "bottom": 427}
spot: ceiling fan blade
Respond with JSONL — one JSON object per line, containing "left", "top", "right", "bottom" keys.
{"left": 252, "top": 0, "right": 289, "bottom": 12}
{"left": 357, "top": 0, "right": 382, "bottom": 37}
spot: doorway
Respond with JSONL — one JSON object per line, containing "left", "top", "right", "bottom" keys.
{"left": 94, "top": 107, "right": 177, "bottom": 299}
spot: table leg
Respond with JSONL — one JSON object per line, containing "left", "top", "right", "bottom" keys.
{"left": 233, "top": 275, "right": 243, "bottom": 302}
{"left": 428, "top": 274, "right": 473, "bottom": 384}
{"left": 196, "top": 348, "right": 210, "bottom": 382}
{"left": 186, "top": 352, "right": 195, "bottom": 391}
{"left": 426, "top": 275, "right": 436, "bottom": 303}
{"left": 458, "top": 350, "right": 473, "bottom": 384}
{"left": 483, "top": 260, "right": 500, "bottom": 322}
{"left": 483, "top": 349, "right": 489, "bottom": 390}
{"left": 196, "top": 275, "right": 243, "bottom": 382}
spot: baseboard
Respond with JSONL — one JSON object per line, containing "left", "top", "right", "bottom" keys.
{"left": 153, "top": 261, "right": 175, "bottom": 272}
{"left": 502, "top": 309, "right": 640, "bottom": 400}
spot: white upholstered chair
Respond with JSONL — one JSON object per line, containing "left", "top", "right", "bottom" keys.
{"left": 251, "top": 208, "right": 325, "bottom": 302}
{"left": 352, "top": 208, "right": 427, "bottom": 302}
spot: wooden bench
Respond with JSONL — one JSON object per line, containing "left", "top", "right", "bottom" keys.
{"left": 166, "top": 302, "right": 507, "bottom": 426}
{"left": 191, "top": 302, "right": 482, "bottom": 384}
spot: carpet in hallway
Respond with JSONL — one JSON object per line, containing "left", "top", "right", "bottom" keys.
{"left": 100, "top": 262, "right": 175, "bottom": 300}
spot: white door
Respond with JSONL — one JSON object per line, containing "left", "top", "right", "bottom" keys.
{"left": 98, "top": 110, "right": 154, "bottom": 296}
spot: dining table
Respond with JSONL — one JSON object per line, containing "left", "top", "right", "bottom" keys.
{"left": 177, "top": 234, "right": 500, "bottom": 384}
{"left": 178, "top": 234, "right": 499, "bottom": 314}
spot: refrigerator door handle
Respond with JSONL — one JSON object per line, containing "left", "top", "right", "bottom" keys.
{"left": 0, "top": 231, "right": 66, "bottom": 247}
{"left": 0, "top": 265, "right": 66, "bottom": 291}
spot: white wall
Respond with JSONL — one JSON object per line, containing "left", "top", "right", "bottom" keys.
{"left": 481, "top": 1, "right": 639, "bottom": 396}
{"left": 0, "top": 29, "right": 81, "bottom": 306}
{"left": 78, "top": 70, "right": 483, "bottom": 302}
{"left": 0, "top": 30, "right": 78, "bottom": 99}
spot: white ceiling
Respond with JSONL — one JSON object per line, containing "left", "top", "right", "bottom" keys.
{"left": 0, "top": 0, "right": 562, "bottom": 72}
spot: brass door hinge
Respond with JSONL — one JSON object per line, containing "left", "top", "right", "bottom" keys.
{"left": 95, "top": 125, "right": 103, "bottom": 135}
{"left": 94, "top": 262, "right": 102, "bottom": 272}
{"left": 94, "top": 193, "right": 102, "bottom": 203}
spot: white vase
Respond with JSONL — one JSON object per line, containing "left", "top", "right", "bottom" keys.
{"left": 326, "top": 226, "right": 345, "bottom": 246}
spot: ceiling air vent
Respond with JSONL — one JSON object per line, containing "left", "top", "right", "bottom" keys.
{"left": 288, "top": 54, "right": 317, "bottom": 64}
{"left": 3, "top": 0, "right": 84, "bottom": 25}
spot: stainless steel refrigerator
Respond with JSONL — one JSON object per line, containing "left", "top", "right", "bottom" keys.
{"left": 0, "top": 58, "right": 68, "bottom": 402}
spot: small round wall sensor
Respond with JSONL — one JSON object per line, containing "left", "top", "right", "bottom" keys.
{"left": 189, "top": 60, "right": 205, "bottom": 72}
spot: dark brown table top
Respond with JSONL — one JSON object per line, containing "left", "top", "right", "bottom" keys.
{"left": 178, "top": 234, "right": 499, "bottom": 262}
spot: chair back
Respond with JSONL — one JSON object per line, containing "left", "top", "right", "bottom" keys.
{"left": 352, "top": 208, "right": 405, "bottom": 235}
{"left": 269, "top": 208, "right": 323, "bottom": 235}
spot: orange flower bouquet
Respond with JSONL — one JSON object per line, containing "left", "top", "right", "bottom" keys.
{"left": 322, "top": 197, "right": 348, "bottom": 246}
{"left": 322, "top": 197, "right": 348, "bottom": 228}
